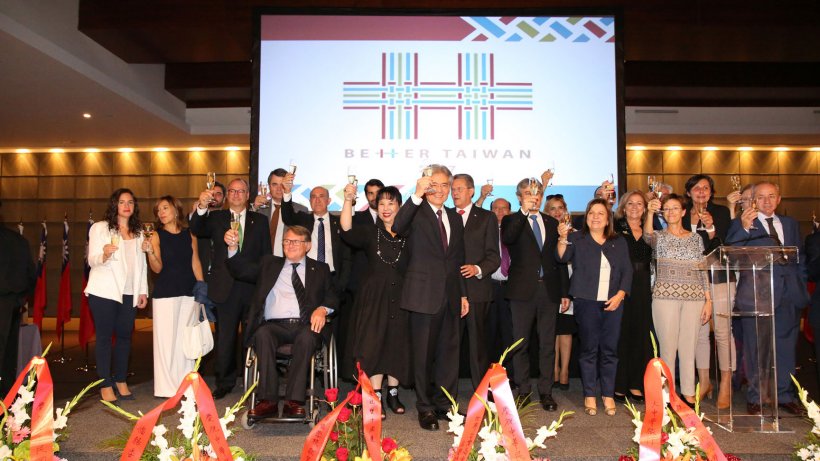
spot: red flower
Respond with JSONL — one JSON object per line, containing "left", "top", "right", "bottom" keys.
{"left": 350, "top": 391, "right": 363, "bottom": 406}
{"left": 336, "top": 447, "right": 349, "bottom": 461}
{"left": 726, "top": 455, "right": 742, "bottom": 461}
{"left": 325, "top": 388, "right": 339, "bottom": 403}
{"left": 382, "top": 437, "right": 398, "bottom": 453}
{"left": 330, "top": 431, "right": 339, "bottom": 442}
{"left": 338, "top": 406, "right": 352, "bottom": 422}
{"left": 617, "top": 457, "right": 634, "bottom": 461}
{"left": 661, "top": 432, "right": 669, "bottom": 444}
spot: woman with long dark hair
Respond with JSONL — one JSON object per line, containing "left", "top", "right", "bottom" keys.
{"left": 613, "top": 190, "right": 654, "bottom": 403}
{"left": 85, "top": 188, "right": 148, "bottom": 402}
{"left": 143, "top": 195, "right": 205, "bottom": 397}
{"left": 339, "top": 185, "right": 410, "bottom": 419}
{"left": 557, "top": 198, "right": 632, "bottom": 417}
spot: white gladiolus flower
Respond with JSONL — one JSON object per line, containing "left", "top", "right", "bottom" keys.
{"left": 796, "top": 447, "right": 811, "bottom": 460}
{"left": 0, "top": 445, "right": 12, "bottom": 459}
{"left": 665, "top": 429, "right": 686, "bottom": 459}
{"left": 53, "top": 403, "right": 71, "bottom": 430}
{"left": 17, "top": 385, "right": 34, "bottom": 405}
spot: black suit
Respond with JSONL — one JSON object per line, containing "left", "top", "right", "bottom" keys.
{"left": 459, "top": 205, "right": 500, "bottom": 389}
{"left": 501, "top": 210, "right": 568, "bottom": 397}
{"left": 0, "top": 227, "right": 35, "bottom": 396}
{"left": 806, "top": 231, "right": 820, "bottom": 387}
{"left": 393, "top": 197, "right": 465, "bottom": 413}
{"left": 229, "top": 255, "right": 338, "bottom": 402}
{"left": 683, "top": 201, "right": 731, "bottom": 255}
{"left": 189, "top": 208, "right": 271, "bottom": 389}
{"left": 281, "top": 200, "right": 351, "bottom": 293}
{"left": 347, "top": 210, "right": 378, "bottom": 292}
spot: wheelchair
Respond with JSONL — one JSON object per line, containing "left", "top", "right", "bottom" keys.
{"left": 240, "top": 323, "right": 337, "bottom": 429}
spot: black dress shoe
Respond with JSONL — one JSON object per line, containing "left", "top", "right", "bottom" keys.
{"left": 248, "top": 400, "right": 278, "bottom": 418}
{"left": 779, "top": 401, "right": 807, "bottom": 416}
{"left": 212, "top": 386, "right": 233, "bottom": 400}
{"left": 540, "top": 395, "right": 557, "bottom": 411}
{"left": 613, "top": 393, "right": 627, "bottom": 403}
{"left": 283, "top": 400, "right": 306, "bottom": 417}
{"left": 628, "top": 392, "right": 645, "bottom": 403}
{"left": 746, "top": 402, "right": 762, "bottom": 415}
{"left": 418, "top": 410, "right": 439, "bottom": 431}
{"left": 113, "top": 386, "right": 136, "bottom": 401}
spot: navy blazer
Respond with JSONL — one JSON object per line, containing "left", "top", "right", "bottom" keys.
{"left": 462, "top": 206, "right": 500, "bottom": 303}
{"left": 806, "top": 232, "right": 820, "bottom": 323}
{"left": 727, "top": 214, "right": 809, "bottom": 311}
{"left": 558, "top": 232, "right": 633, "bottom": 301}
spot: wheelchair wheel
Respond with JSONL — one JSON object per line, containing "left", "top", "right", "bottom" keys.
{"left": 240, "top": 410, "right": 256, "bottom": 430}
{"left": 308, "top": 406, "right": 320, "bottom": 428}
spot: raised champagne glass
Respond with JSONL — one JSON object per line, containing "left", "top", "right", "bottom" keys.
{"left": 206, "top": 172, "right": 217, "bottom": 206}
{"left": 528, "top": 177, "right": 540, "bottom": 212}
{"left": 422, "top": 165, "right": 435, "bottom": 194}
{"left": 142, "top": 222, "right": 154, "bottom": 239}
{"left": 562, "top": 212, "right": 574, "bottom": 245}
{"left": 486, "top": 178, "right": 494, "bottom": 197}
{"left": 288, "top": 159, "right": 297, "bottom": 175}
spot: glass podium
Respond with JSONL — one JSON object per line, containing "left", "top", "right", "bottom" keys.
{"left": 700, "top": 245, "right": 799, "bottom": 433}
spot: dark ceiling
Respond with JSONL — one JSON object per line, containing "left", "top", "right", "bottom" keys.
{"left": 77, "top": 0, "right": 820, "bottom": 108}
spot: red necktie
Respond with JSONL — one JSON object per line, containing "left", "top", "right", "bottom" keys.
{"left": 458, "top": 209, "right": 465, "bottom": 215}
{"left": 499, "top": 228, "right": 510, "bottom": 277}
{"left": 437, "top": 209, "right": 448, "bottom": 252}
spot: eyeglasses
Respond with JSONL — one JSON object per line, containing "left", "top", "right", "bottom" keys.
{"left": 282, "top": 239, "right": 307, "bottom": 246}
{"left": 546, "top": 194, "right": 564, "bottom": 200}
{"left": 662, "top": 206, "right": 682, "bottom": 213}
{"left": 227, "top": 189, "right": 247, "bottom": 195}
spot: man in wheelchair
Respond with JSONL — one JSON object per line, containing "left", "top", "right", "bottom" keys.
{"left": 228, "top": 225, "right": 338, "bottom": 418}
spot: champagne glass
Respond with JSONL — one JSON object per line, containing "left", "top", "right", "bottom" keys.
{"left": 257, "top": 182, "right": 270, "bottom": 209}
{"left": 562, "top": 212, "right": 574, "bottom": 245}
{"left": 695, "top": 204, "right": 707, "bottom": 231}
{"left": 749, "top": 199, "right": 759, "bottom": 230}
{"left": 730, "top": 175, "right": 742, "bottom": 192}
{"left": 812, "top": 210, "right": 818, "bottom": 232}
{"left": 231, "top": 212, "right": 241, "bottom": 232}
{"left": 528, "top": 177, "right": 540, "bottom": 212}
{"left": 288, "top": 159, "right": 297, "bottom": 175}
{"left": 607, "top": 173, "right": 616, "bottom": 201}
{"left": 109, "top": 228, "right": 120, "bottom": 261}
{"left": 347, "top": 166, "right": 358, "bottom": 188}
{"left": 549, "top": 161, "right": 556, "bottom": 187}
{"left": 206, "top": 172, "right": 217, "bottom": 205}
{"left": 142, "top": 222, "right": 154, "bottom": 239}
{"left": 422, "top": 165, "right": 435, "bottom": 194}
{"left": 486, "top": 179, "right": 494, "bottom": 197}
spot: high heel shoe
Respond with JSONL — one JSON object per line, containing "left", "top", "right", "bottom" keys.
{"left": 101, "top": 386, "right": 118, "bottom": 404}
{"left": 584, "top": 397, "right": 597, "bottom": 416}
{"left": 603, "top": 397, "right": 617, "bottom": 416}
{"left": 717, "top": 385, "right": 731, "bottom": 409}
{"left": 375, "top": 392, "right": 386, "bottom": 420}
{"left": 385, "top": 386, "right": 405, "bottom": 415}
{"left": 114, "top": 382, "right": 135, "bottom": 401}
{"left": 698, "top": 382, "right": 713, "bottom": 400}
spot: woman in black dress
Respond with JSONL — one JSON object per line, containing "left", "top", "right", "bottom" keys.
{"left": 339, "top": 184, "right": 410, "bottom": 418}
{"left": 613, "top": 190, "right": 654, "bottom": 403}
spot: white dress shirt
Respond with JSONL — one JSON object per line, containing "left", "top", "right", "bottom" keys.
{"left": 309, "top": 213, "right": 334, "bottom": 272}
{"left": 757, "top": 212, "right": 784, "bottom": 244}
{"left": 264, "top": 257, "right": 306, "bottom": 320}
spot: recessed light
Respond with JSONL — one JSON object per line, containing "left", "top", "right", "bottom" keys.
{"left": 83, "top": 113, "right": 91, "bottom": 119}
{"left": 49, "top": 148, "right": 65, "bottom": 153}
{"left": 153, "top": 147, "right": 169, "bottom": 152}
{"left": 15, "top": 149, "right": 30, "bottom": 154}
{"left": 119, "top": 148, "right": 134, "bottom": 153}
{"left": 703, "top": 146, "right": 719, "bottom": 151}
{"left": 666, "top": 146, "right": 682, "bottom": 151}
{"left": 737, "top": 147, "right": 754, "bottom": 151}
{"left": 628, "top": 145, "right": 646, "bottom": 151}
{"left": 84, "top": 148, "right": 99, "bottom": 153}
{"left": 189, "top": 147, "right": 205, "bottom": 152}
{"left": 773, "top": 147, "right": 789, "bottom": 152}
{"left": 225, "top": 146, "right": 240, "bottom": 151}
{"left": 810, "top": 147, "right": 820, "bottom": 151}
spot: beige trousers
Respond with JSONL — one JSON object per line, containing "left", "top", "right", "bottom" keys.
{"left": 652, "top": 298, "right": 705, "bottom": 397}
{"left": 695, "top": 282, "right": 737, "bottom": 372}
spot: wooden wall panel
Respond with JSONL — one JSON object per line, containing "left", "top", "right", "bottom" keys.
{"left": 188, "top": 150, "right": 226, "bottom": 175}
{"left": 151, "top": 150, "right": 188, "bottom": 174}
{"left": 663, "top": 150, "right": 700, "bottom": 175}
{"left": 76, "top": 176, "right": 114, "bottom": 199}
{"left": 40, "top": 152, "right": 76, "bottom": 176}
{"left": 113, "top": 151, "right": 150, "bottom": 175}
{"left": 779, "top": 175, "right": 817, "bottom": 198}
{"left": 739, "top": 151, "right": 778, "bottom": 174}
{"left": 112, "top": 177, "right": 150, "bottom": 199}
{"left": 778, "top": 150, "right": 817, "bottom": 175}
{"left": 77, "top": 151, "right": 113, "bottom": 176}
{"left": 2, "top": 152, "right": 38, "bottom": 176}
{"left": 151, "top": 175, "right": 189, "bottom": 200}
{"left": 226, "top": 149, "right": 249, "bottom": 174}
{"left": 1, "top": 177, "right": 38, "bottom": 198}
{"left": 626, "top": 149, "right": 663, "bottom": 174}
{"left": 701, "top": 150, "right": 739, "bottom": 174}
{"left": 38, "top": 177, "right": 76, "bottom": 199}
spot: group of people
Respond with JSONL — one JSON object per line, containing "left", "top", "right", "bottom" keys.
{"left": 3, "top": 164, "right": 818, "bottom": 434}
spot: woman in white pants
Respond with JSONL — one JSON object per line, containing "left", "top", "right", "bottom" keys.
{"left": 143, "top": 195, "right": 204, "bottom": 397}
{"left": 644, "top": 194, "right": 712, "bottom": 405}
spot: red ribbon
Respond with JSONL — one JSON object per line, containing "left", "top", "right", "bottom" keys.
{"left": 120, "top": 372, "right": 230, "bottom": 461}
{"left": 451, "top": 363, "right": 530, "bottom": 461}
{"left": 301, "top": 363, "right": 382, "bottom": 461}
{"left": 640, "top": 358, "right": 726, "bottom": 461}
{"left": 2, "top": 356, "right": 54, "bottom": 461}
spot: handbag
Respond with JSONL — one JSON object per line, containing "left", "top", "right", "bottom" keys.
{"left": 183, "top": 303, "right": 214, "bottom": 360}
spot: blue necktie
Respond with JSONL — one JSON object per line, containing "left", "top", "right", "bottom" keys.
{"left": 317, "top": 217, "right": 326, "bottom": 263}
{"left": 530, "top": 215, "right": 544, "bottom": 277}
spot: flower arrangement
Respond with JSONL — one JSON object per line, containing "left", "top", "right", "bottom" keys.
{"left": 0, "top": 345, "right": 102, "bottom": 461}
{"left": 103, "top": 360, "right": 256, "bottom": 461}
{"left": 791, "top": 375, "right": 820, "bottom": 460}
{"left": 319, "top": 387, "right": 411, "bottom": 461}
{"left": 445, "top": 395, "right": 570, "bottom": 461}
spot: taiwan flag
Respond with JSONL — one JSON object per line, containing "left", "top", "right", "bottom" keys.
{"left": 78, "top": 216, "right": 95, "bottom": 350}
{"left": 32, "top": 220, "right": 47, "bottom": 331}
{"left": 56, "top": 216, "right": 72, "bottom": 337}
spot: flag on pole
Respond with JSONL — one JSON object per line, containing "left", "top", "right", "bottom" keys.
{"left": 79, "top": 215, "right": 95, "bottom": 350}
{"left": 56, "top": 215, "right": 73, "bottom": 336}
{"left": 32, "top": 220, "right": 48, "bottom": 331}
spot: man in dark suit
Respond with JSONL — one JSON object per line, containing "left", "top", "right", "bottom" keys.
{"left": 281, "top": 180, "right": 351, "bottom": 294}
{"left": 393, "top": 164, "right": 468, "bottom": 431}
{"left": 727, "top": 181, "right": 810, "bottom": 415}
{"left": 501, "top": 178, "right": 569, "bottom": 411}
{"left": 252, "top": 168, "right": 308, "bottom": 257}
{"left": 806, "top": 227, "right": 820, "bottom": 387}
{"left": 486, "top": 198, "right": 515, "bottom": 380}
{"left": 227, "top": 225, "right": 338, "bottom": 417}
{"left": 452, "top": 174, "right": 500, "bottom": 390}
{"left": 190, "top": 178, "right": 272, "bottom": 399}
{"left": 0, "top": 201, "right": 36, "bottom": 396}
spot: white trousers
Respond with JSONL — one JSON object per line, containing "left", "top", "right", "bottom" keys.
{"left": 153, "top": 296, "right": 197, "bottom": 397}
{"left": 652, "top": 298, "right": 704, "bottom": 397}
{"left": 696, "top": 282, "right": 737, "bottom": 372}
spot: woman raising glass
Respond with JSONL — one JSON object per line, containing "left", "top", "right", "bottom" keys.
{"left": 84, "top": 188, "right": 148, "bottom": 403}
{"left": 339, "top": 184, "right": 410, "bottom": 419}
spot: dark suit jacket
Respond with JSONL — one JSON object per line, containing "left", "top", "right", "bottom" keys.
{"left": 807, "top": 231, "right": 820, "bottom": 322}
{"left": 727, "top": 214, "right": 809, "bottom": 311}
{"left": 462, "top": 206, "right": 500, "bottom": 303}
{"left": 189, "top": 209, "right": 272, "bottom": 303}
{"left": 347, "top": 209, "right": 378, "bottom": 292}
{"left": 558, "top": 231, "right": 633, "bottom": 301}
{"left": 228, "top": 255, "right": 338, "bottom": 346}
{"left": 501, "top": 211, "right": 568, "bottom": 303}
{"left": 683, "top": 201, "right": 731, "bottom": 254}
{"left": 281, "top": 199, "right": 351, "bottom": 291}
{"left": 0, "top": 227, "right": 35, "bottom": 304}
{"left": 392, "top": 198, "right": 466, "bottom": 315}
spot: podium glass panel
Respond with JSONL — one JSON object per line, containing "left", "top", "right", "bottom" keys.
{"left": 700, "top": 245, "right": 799, "bottom": 433}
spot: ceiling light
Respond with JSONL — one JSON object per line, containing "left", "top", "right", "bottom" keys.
{"left": 810, "top": 147, "right": 820, "bottom": 151}
{"left": 119, "top": 148, "right": 134, "bottom": 153}
{"left": 15, "top": 149, "right": 30, "bottom": 154}
{"left": 773, "top": 147, "right": 789, "bottom": 152}
{"left": 84, "top": 148, "right": 99, "bottom": 153}
{"left": 189, "top": 147, "right": 205, "bottom": 152}
{"left": 703, "top": 146, "right": 719, "bottom": 151}
{"left": 628, "top": 145, "right": 645, "bottom": 151}
{"left": 49, "top": 148, "right": 65, "bottom": 153}
{"left": 665, "top": 146, "right": 682, "bottom": 151}
{"left": 82, "top": 113, "right": 92, "bottom": 119}
{"left": 153, "top": 147, "right": 169, "bottom": 152}
{"left": 225, "top": 146, "right": 240, "bottom": 151}
{"left": 737, "top": 147, "right": 754, "bottom": 151}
